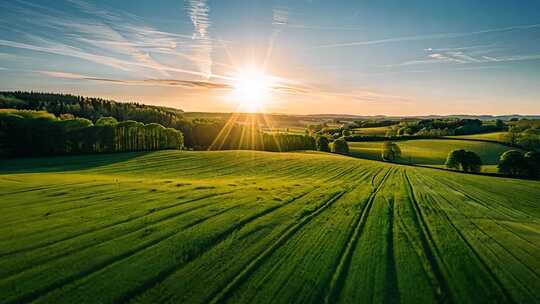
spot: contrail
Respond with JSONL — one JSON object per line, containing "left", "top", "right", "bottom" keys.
{"left": 312, "top": 23, "right": 540, "bottom": 49}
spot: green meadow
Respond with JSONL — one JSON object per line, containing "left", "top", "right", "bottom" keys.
{"left": 348, "top": 139, "right": 517, "bottom": 172}
{"left": 1, "top": 150, "right": 539, "bottom": 303}
{"left": 352, "top": 126, "right": 392, "bottom": 136}
{"left": 446, "top": 132, "right": 507, "bottom": 142}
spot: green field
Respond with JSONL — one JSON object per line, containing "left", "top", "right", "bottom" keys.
{"left": 352, "top": 126, "right": 391, "bottom": 136}
{"left": 348, "top": 139, "right": 516, "bottom": 172}
{"left": 1, "top": 151, "right": 539, "bottom": 303}
{"left": 261, "top": 126, "right": 307, "bottom": 135}
{"left": 447, "top": 132, "right": 507, "bottom": 142}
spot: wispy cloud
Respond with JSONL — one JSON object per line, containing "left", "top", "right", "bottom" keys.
{"left": 186, "top": 0, "right": 213, "bottom": 79}
{"left": 38, "top": 70, "right": 310, "bottom": 95}
{"left": 272, "top": 7, "right": 289, "bottom": 26}
{"left": 386, "top": 43, "right": 540, "bottom": 68}
{"left": 0, "top": 0, "right": 231, "bottom": 80}
{"left": 39, "top": 70, "right": 231, "bottom": 89}
{"left": 313, "top": 23, "right": 540, "bottom": 49}
{"left": 0, "top": 39, "right": 132, "bottom": 70}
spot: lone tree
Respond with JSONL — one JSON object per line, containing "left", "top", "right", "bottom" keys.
{"left": 501, "top": 126, "right": 521, "bottom": 146}
{"left": 445, "top": 149, "right": 482, "bottom": 173}
{"left": 462, "top": 151, "right": 482, "bottom": 173}
{"left": 381, "top": 141, "right": 401, "bottom": 162}
{"left": 525, "top": 151, "right": 540, "bottom": 178}
{"left": 498, "top": 150, "right": 527, "bottom": 176}
{"left": 332, "top": 138, "right": 349, "bottom": 154}
{"left": 316, "top": 136, "right": 330, "bottom": 152}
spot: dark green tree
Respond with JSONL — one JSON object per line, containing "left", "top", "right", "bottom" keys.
{"left": 502, "top": 126, "right": 521, "bottom": 146}
{"left": 524, "top": 151, "right": 540, "bottom": 178}
{"left": 332, "top": 138, "right": 349, "bottom": 154}
{"left": 445, "top": 149, "right": 466, "bottom": 170}
{"left": 381, "top": 141, "right": 401, "bottom": 162}
{"left": 462, "top": 151, "right": 482, "bottom": 173}
{"left": 498, "top": 150, "right": 527, "bottom": 176}
{"left": 517, "top": 129, "right": 540, "bottom": 151}
{"left": 445, "top": 149, "right": 482, "bottom": 173}
{"left": 316, "top": 136, "right": 330, "bottom": 152}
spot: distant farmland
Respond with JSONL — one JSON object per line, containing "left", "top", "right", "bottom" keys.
{"left": 446, "top": 132, "right": 507, "bottom": 142}
{"left": 352, "top": 126, "right": 391, "bottom": 136}
{"left": 0, "top": 151, "right": 539, "bottom": 303}
{"left": 348, "top": 138, "right": 517, "bottom": 172}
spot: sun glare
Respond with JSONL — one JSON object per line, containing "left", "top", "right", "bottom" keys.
{"left": 231, "top": 68, "right": 273, "bottom": 113}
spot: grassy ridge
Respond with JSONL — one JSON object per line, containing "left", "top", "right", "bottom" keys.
{"left": 0, "top": 151, "right": 539, "bottom": 303}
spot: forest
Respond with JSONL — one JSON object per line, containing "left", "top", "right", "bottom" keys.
{"left": 0, "top": 92, "right": 317, "bottom": 155}
{"left": 0, "top": 110, "right": 184, "bottom": 157}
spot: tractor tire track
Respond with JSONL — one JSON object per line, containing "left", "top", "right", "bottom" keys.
{"left": 323, "top": 168, "right": 392, "bottom": 304}
{"left": 110, "top": 188, "right": 321, "bottom": 304}
{"left": 383, "top": 196, "right": 400, "bottom": 304}
{"left": 421, "top": 174, "right": 532, "bottom": 302}
{"left": 5, "top": 192, "right": 276, "bottom": 304}
{"left": 403, "top": 171, "right": 453, "bottom": 304}
{"left": 0, "top": 191, "right": 234, "bottom": 258}
{"left": 0, "top": 191, "right": 247, "bottom": 280}
{"left": 435, "top": 177, "right": 540, "bottom": 251}
{"left": 206, "top": 190, "right": 348, "bottom": 304}
{"left": 413, "top": 172, "right": 516, "bottom": 304}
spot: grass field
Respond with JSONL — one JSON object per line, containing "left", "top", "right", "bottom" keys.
{"left": 352, "top": 126, "right": 391, "bottom": 136}
{"left": 348, "top": 139, "right": 516, "bottom": 172}
{"left": 447, "top": 132, "right": 507, "bottom": 142}
{"left": 261, "top": 126, "right": 307, "bottom": 135}
{"left": 1, "top": 150, "right": 539, "bottom": 303}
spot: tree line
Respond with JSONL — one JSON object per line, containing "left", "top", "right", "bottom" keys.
{"left": 0, "top": 92, "right": 319, "bottom": 152}
{"left": 315, "top": 118, "right": 508, "bottom": 141}
{"left": 0, "top": 91, "right": 210, "bottom": 150}
{"left": 0, "top": 110, "right": 183, "bottom": 157}
{"left": 500, "top": 125, "right": 540, "bottom": 151}
{"left": 0, "top": 91, "right": 184, "bottom": 125}
{"left": 0, "top": 109, "right": 320, "bottom": 157}
{"left": 206, "top": 123, "right": 316, "bottom": 152}
{"left": 385, "top": 118, "right": 505, "bottom": 137}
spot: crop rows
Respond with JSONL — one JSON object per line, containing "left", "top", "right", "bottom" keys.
{"left": 0, "top": 150, "right": 538, "bottom": 303}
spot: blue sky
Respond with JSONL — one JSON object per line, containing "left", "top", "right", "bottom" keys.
{"left": 1, "top": 0, "right": 540, "bottom": 115}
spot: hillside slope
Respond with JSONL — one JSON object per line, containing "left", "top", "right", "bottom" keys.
{"left": 0, "top": 151, "right": 539, "bottom": 303}
{"left": 348, "top": 139, "right": 519, "bottom": 172}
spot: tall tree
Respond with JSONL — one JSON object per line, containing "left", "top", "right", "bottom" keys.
{"left": 316, "top": 136, "right": 330, "bottom": 152}
{"left": 498, "top": 150, "right": 527, "bottom": 176}
{"left": 524, "top": 151, "right": 540, "bottom": 178}
{"left": 445, "top": 149, "right": 482, "bottom": 173}
{"left": 332, "top": 138, "right": 349, "bottom": 154}
{"left": 381, "top": 141, "right": 401, "bottom": 162}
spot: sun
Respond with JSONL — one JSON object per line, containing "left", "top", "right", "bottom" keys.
{"left": 231, "top": 68, "right": 274, "bottom": 113}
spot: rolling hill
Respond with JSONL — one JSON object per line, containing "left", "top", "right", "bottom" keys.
{"left": 0, "top": 151, "right": 539, "bottom": 303}
{"left": 446, "top": 132, "right": 507, "bottom": 142}
{"left": 351, "top": 126, "right": 391, "bottom": 136}
{"left": 348, "top": 138, "right": 517, "bottom": 172}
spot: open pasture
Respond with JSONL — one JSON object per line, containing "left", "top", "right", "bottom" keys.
{"left": 348, "top": 139, "right": 517, "bottom": 172}
{"left": 0, "top": 151, "right": 539, "bottom": 303}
